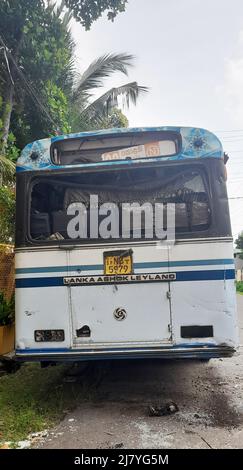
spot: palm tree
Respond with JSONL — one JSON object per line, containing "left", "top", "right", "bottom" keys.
{"left": 70, "top": 53, "right": 148, "bottom": 130}
{"left": 52, "top": 3, "right": 148, "bottom": 129}
{"left": 0, "top": 155, "right": 15, "bottom": 186}
{"left": 0, "top": 1, "right": 147, "bottom": 154}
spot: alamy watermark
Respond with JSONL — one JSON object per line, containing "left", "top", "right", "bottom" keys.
{"left": 66, "top": 195, "right": 175, "bottom": 244}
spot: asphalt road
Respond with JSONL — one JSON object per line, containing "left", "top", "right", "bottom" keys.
{"left": 36, "top": 295, "right": 243, "bottom": 449}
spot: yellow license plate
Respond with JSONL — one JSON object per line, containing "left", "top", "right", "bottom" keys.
{"left": 104, "top": 253, "right": 133, "bottom": 275}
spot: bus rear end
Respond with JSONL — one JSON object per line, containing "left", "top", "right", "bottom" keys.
{"left": 15, "top": 127, "right": 238, "bottom": 362}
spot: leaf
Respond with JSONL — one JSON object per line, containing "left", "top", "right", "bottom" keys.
{"left": 83, "top": 82, "right": 148, "bottom": 121}
{"left": 64, "top": 0, "right": 128, "bottom": 29}
{"left": 72, "top": 53, "right": 135, "bottom": 102}
{"left": 0, "top": 156, "right": 15, "bottom": 183}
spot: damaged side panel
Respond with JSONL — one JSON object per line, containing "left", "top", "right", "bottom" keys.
{"left": 169, "top": 241, "right": 239, "bottom": 349}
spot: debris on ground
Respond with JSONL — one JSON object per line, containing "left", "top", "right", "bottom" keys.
{"left": 111, "top": 443, "right": 124, "bottom": 449}
{"left": 148, "top": 401, "right": 179, "bottom": 417}
{"left": 30, "top": 431, "right": 48, "bottom": 439}
{"left": 0, "top": 440, "right": 31, "bottom": 449}
{"left": 0, "top": 430, "right": 50, "bottom": 449}
{"left": 0, "top": 442, "right": 10, "bottom": 449}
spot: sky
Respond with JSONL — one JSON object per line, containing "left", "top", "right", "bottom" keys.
{"left": 71, "top": 0, "right": 243, "bottom": 240}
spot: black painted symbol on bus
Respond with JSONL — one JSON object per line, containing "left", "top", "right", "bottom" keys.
{"left": 113, "top": 307, "right": 127, "bottom": 321}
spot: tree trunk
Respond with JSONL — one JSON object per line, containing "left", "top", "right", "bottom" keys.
{"left": 0, "top": 33, "right": 23, "bottom": 155}
{"left": 0, "top": 81, "right": 15, "bottom": 154}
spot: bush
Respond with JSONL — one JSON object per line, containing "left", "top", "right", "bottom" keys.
{"left": 0, "top": 186, "right": 15, "bottom": 243}
{"left": 236, "top": 281, "right": 243, "bottom": 293}
{"left": 0, "top": 292, "right": 14, "bottom": 326}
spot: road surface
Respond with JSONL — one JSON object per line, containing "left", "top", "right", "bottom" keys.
{"left": 35, "top": 295, "right": 243, "bottom": 449}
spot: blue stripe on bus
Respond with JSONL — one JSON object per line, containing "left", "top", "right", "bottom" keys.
{"left": 15, "top": 269, "right": 235, "bottom": 288}
{"left": 15, "top": 258, "right": 234, "bottom": 275}
{"left": 15, "top": 343, "right": 217, "bottom": 354}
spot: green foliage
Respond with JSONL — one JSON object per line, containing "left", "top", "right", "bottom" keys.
{"left": 65, "top": 0, "right": 128, "bottom": 29}
{"left": 0, "top": 0, "right": 74, "bottom": 147}
{"left": 0, "top": 1, "right": 146, "bottom": 151}
{"left": 0, "top": 155, "right": 15, "bottom": 186}
{"left": 71, "top": 107, "right": 129, "bottom": 133}
{"left": 0, "top": 96, "right": 17, "bottom": 183}
{"left": 0, "top": 186, "right": 15, "bottom": 243}
{"left": 99, "top": 108, "right": 129, "bottom": 129}
{"left": 5, "top": 133, "right": 20, "bottom": 163}
{"left": 0, "top": 292, "right": 14, "bottom": 326}
{"left": 235, "top": 232, "right": 243, "bottom": 259}
{"left": 43, "top": 80, "right": 71, "bottom": 135}
{"left": 236, "top": 281, "right": 243, "bottom": 294}
{"left": 0, "top": 363, "right": 97, "bottom": 442}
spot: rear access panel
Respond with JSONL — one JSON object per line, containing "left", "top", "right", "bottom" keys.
{"left": 70, "top": 282, "right": 171, "bottom": 345}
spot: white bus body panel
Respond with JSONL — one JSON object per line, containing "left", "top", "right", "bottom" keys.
{"left": 169, "top": 242, "right": 238, "bottom": 348}
{"left": 71, "top": 283, "right": 171, "bottom": 344}
{"left": 15, "top": 239, "right": 238, "bottom": 360}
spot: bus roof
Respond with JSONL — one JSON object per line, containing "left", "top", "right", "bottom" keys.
{"left": 16, "top": 126, "right": 223, "bottom": 172}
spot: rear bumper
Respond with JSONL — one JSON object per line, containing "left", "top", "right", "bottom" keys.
{"left": 15, "top": 344, "right": 236, "bottom": 362}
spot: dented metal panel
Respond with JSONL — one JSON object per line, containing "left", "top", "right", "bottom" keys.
{"left": 15, "top": 239, "right": 238, "bottom": 359}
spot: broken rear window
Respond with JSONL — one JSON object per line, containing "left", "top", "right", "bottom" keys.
{"left": 29, "top": 164, "right": 211, "bottom": 243}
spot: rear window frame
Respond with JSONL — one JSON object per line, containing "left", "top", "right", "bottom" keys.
{"left": 27, "top": 160, "right": 212, "bottom": 246}
{"left": 50, "top": 130, "right": 182, "bottom": 166}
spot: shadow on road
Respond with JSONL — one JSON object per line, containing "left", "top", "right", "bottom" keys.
{"left": 72, "top": 358, "right": 242, "bottom": 429}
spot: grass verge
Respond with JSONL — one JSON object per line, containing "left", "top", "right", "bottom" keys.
{"left": 0, "top": 362, "right": 93, "bottom": 443}
{"left": 236, "top": 281, "right": 243, "bottom": 295}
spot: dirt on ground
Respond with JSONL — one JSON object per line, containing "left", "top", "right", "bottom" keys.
{"left": 34, "top": 295, "right": 243, "bottom": 449}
